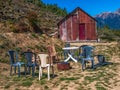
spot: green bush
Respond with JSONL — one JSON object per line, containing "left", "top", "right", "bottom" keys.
{"left": 98, "top": 27, "right": 120, "bottom": 42}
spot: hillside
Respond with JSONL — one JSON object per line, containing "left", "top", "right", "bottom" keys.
{"left": 0, "top": 0, "right": 67, "bottom": 62}
{"left": 95, "top": 8, "right": 120, "bottom": 29}
{"left": 0, "top": 1, "right": 120, "bottom": 90}
{"left": 0, "top": 0, "right": 67, "bottom": 33}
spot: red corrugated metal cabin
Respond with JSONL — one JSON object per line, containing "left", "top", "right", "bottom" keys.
{"left": 57, "top": 7, "right": 97, "bottom": 42}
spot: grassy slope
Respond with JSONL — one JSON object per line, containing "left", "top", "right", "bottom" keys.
{"left": 0, "top": 1, "right": 120, "bottom": 89}
{"left": 0, "top": 42, "right": 120, "bottom": 90}
{"left": 0, "top": 0, "right": 64, "bottom": 63}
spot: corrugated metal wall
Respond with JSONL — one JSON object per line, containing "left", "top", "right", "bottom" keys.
{"left": 72, "top": 14, "right": 79, "bottom": 41}
{"left": 66, "top": 17, "right": 72, "bottom": 41}
{"left": 59, "top": 8, "right": 97, "bottom": 42}
{"left": 79, "top": 10, "right": 97, "bottom": 40}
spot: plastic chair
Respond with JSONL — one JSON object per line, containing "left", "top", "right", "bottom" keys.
{"left": 80, "top": 46, "right": 94, "bottom": 70}
{"left": 38, "top": 53, "right": 54, "bottom": 80}
{"left": 79, "top": 45, "right": 88, "bottom": 56}
{"left": 24, "top": 52, "right": 38, "bottom": 77}
{"left": 47, "top": 45, "right": 59, "bottom": 64}
{"left": 63, "top": 43, "right": 70, "bottom": 59}
{"left": 8, "top": 50, "right": 26, "bottom": 77}
{"left": 97, "top": 54, "right": 112, "bottom": 66}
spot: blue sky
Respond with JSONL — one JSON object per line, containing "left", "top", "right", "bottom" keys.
{"left": 42, "top": 0, "right": 120, "bottom": 16}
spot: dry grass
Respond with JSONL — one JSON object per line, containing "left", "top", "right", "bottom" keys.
{"left": 0, "top": 42, "right": 120, "bottom": 90}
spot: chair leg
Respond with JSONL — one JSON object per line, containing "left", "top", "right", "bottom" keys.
{"left": 51, "top": 66, "right": 54, "bottom": 77}
{"left": 18, "top": 66, "right": 20, "bottom": 77}
{"left": 14, "top": 66, "right": 16, "bottom": 74}
{"left": 39, "top": 66, "right": 42, "bottom": 80}
{"left": 84, "top": 61, "right": 86, "bottom": 68}
{"left": 40, "top": 67, "right": 42, "bottom": 77}
{"left": 91, "top": 60, "right": 94, "bottom": 69}
{"left": 24, "top": 65, "right": 27, "bottom": 77}
{"left": 82, "top": 60, "right": 85, "bottom": 71}
{"left": 28, "top": 67, "right": 30, "bottom": 74}
{"left": 64, "top": 52, "right": 68, "bottom": 59}
{"left": 32, "top": 66, "right": 35, "bottom": 77}
{"left": 10, "top": 66, "right": 12, "bottom": 76}
{"left": 56, "top": 55, "right": 59, "bottom": 63}
{"left": 47, "top": 66, "right": 50, "bottom": 80}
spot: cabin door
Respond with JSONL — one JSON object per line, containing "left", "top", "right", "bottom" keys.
{"left": 79, "top": 24, "right": 85, "bottom": 40}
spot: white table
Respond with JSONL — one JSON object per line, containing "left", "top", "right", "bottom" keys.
{"left": 62, "top": 46, "right": 79, "bottom": 63}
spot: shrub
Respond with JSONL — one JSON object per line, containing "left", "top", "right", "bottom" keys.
{"left": 21, "top": 81, "right": 32, "bottom": 87}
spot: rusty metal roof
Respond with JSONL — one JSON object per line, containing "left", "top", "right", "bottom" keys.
{"left": 57, "top": 7, "right": 97, "bottom": 26}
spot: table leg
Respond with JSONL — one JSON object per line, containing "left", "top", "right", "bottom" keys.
{"left": 68, "top": 54, "right": 77, "bottom": 63}
{"left": 64, "top": 56, "right": 71, "bottom": 62}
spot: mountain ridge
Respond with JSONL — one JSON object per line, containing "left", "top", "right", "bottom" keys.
{"left": 94, "top": 8, "right": 120, "bottom": 29}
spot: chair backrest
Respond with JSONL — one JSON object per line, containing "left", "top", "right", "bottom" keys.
{"left": 64, "top": 43, "right": 71, "bottom": 54}
{"left": 83, "top": 46, "right": 94, "bottom": 58}
{"left": 97, "top": 55, "right": 105, "bottom": 63}
{"left": 47, "top": 44, "right": 56, "bottom": 56}
{"left": 79, "top": 45, "right": 88, "bottom": 56}
{"left": 24, "top": 52, "right": 35, "bottom": 66}
{"left": 65, "top": 43, "right": 70, "bottom": 47}
{"left": 8, "top": 50, "right": 18, "bottom": 64}
{"left": 38, "top": 54, "right": 49, "bottom": 67}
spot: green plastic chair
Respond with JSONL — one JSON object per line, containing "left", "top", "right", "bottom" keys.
{"left": 8, "top": 50, "right": 26, "bottom": 77}
{"left": 80, "top": 46, "right": 94, "bottom": 70}
{"left": 24, "top": 52, "right": 38, "bottom": 77}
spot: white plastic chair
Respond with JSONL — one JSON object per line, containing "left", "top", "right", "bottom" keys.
{"left": 38, "top": 54, "right": 54, "bottom": 80}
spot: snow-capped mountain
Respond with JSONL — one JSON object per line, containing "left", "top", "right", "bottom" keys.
{"left": 95, "top": 8, "right": 120, "bottom": 29}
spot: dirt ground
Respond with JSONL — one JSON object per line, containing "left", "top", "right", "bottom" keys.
{"left": 0, "top": 42, "right": 120, "bottom": 90}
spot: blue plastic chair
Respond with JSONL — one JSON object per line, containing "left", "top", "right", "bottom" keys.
{"left": 8, "top": 50, "right": 26, "bottom": 77}
{"left": 63, "top": 43, "right": 70, "bottom": 59}
{"left": 79, "top": 45, "right": 88, "bottom": 57}
{"left": 96, "top": 54, "right": 112, "bottom": 66}
{"left": 24, "top": 52, "right": 38, "bottom": 77}
{"left": 80, "top": 46, "right": 94, "bottom": 71}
